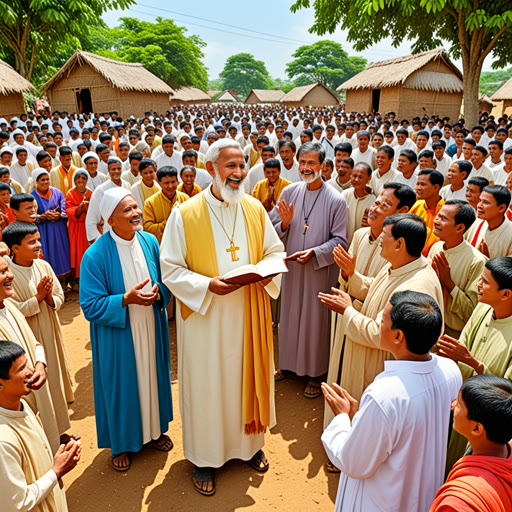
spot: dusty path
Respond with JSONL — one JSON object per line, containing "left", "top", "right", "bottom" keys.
{"left": 59, "top": 291, "right": 337, "bottom": 511}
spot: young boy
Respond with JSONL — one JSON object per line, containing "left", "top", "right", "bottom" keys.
{"left": 131, "top": 158, "right": 160, "bottom": 210}
{"left": 440, "top": 160, "right": 472, "bottom": 201}
{"left": 430, "top": 375, "right": 512, "bottom": 511}
{"left": 178, "top": 166, "right": 201, "bottom": 198}
{"left": 252, "top": 158, "right": 291, "bottom": 213}
{"left": 465, "top": 177, "right": 489, "bottom": 211}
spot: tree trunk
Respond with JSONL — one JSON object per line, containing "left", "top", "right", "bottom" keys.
{"left": 462, "top": 61, "right": 481, "bottom": 128}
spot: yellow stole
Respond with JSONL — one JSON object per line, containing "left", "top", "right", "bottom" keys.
{"left": 179, "top": 192, "right": 273, "bottom": 434}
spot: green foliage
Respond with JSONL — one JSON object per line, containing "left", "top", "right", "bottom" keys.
{"left": 208, "top": 78, "right": 224, "bottom": 91}
{"left": 270, "top": 77, "right": 296, "bottom": 93}
{"left": 285, "top": 40, "right": 367, "bottom": 90}
{"left": 105, "top": 18, "right": 208, "bottom": 91}
{"left": 0, "top": 0, "right": 134, "bottom": 81}
{"left": 219, "top": 53, "right": 272, "bottom": 98}
{"left": 479, "top": 67, "right": 512, "bottom": 96}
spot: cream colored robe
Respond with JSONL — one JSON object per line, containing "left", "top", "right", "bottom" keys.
{"left": 324, "top": 226, "right": 387, "bottom": 428}
{"left": 0, "top": 300, "right": 60, "bottom": 453}
{"left": 341, "top": 257, "right": 444, "bottom": 401}
{"left": 427, "top": 240, "right": 487, "bottom": 338}
{"left": 0, "top": 401, "right": 68, "bottom": 512}
{"left": 7, "top": 257, "right": 73, "bottom": 434}
{"left": 341, "top": 190, "right": 376, "bottom": 246}
{"left": 160, "top": 189, "right": 285, "bottom": 468}
{"left": 465, "top": 218, "right": 512, "bottom": 258}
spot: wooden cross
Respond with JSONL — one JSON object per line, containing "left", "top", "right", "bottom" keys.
{"left": 226, "top": 241, "right": 240, "bottom": 262}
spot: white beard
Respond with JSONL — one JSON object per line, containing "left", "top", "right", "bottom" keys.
{"left": 213, "top": 172, "right": 245, "bottom": 204}
{"left": 301, "top": 170, "right": 321, "bottom": 184}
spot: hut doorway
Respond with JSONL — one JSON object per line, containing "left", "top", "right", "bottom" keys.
{"left": 76, "top": 88, "right": 93, "bottom": 113}
{"left": 372, "top": 89, "right": 381, "bottom": 112}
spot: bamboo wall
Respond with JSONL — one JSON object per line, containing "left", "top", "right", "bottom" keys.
{"left": 344, "top": 89, "right": 372, "bottom": 113}
{"left": 397, "top": 87, "right": 462, "bottom": 121}
{"left": 0, "top": 93, "right": 25, "bottom": 119}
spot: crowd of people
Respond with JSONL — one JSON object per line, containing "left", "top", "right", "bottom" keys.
{"left": 0, "top": 102, "right": 512, "bottom": 511}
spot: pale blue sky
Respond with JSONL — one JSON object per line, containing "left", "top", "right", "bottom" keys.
{"left": 103, "top": 1, "right": 498, "bottom": 80}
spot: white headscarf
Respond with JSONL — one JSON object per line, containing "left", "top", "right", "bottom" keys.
{"left": 32, "top": 168, "right": 50, "bottom": 183}
{"left": 100, "top": 187, "right": 133, "bottom": 223}
{"left": 82, "top": 151, "right": 99, "bottom": 164}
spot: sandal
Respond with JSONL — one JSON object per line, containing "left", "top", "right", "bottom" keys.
{"left": 326, "top": 461, "right": 341, "bottom": 473}
{"left": 149, "top": 434, "right": 174, "bottom": 452}
{"left": 193, "top": 466, "right": 216, "bottom": 496}
{"left": 248, "top": 449, "right": 269, "bottom": 473}
{"left": 304, "top": 380, "right": 322, "bottom": 399}
{"left": 274, "top": 369, "right": 291, "bottom": 382}
{"left": 111, "top": 452, "right": 131, "bottom": 472}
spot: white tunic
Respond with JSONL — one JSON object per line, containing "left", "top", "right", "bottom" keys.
{"left": 154, "top": 150, "right": 183, "bottom": 171}
{"left": 322, "top": 355, "right": 462, "bottom": 512}
{"left": 160, "top": 188, "right": 285, "bottom": 467}
{"left": 111, "top": 230, "right": 161, "bottom": 443}
{"left": 440, "top": 184, "right": 467, "bottom": 201}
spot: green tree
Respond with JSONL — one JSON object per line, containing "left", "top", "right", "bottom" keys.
{"left": 219, "top": 53, "right": 272, "bottom": 98}
{"left": 0, "top": 0, "right": 134, "bottom": 81}
{"left": 286, "top": 40, "right": 367, "bottom": 90}
{"left": 104, "top": 17, "right": 208, "bottom": 91}
{"left": 291, "top": 0, "right": 512, "bottom": 126}
{"left": 270, "top": 77, "right": 296, "bottom": 93}
{"left": 479, "top": 68, "right": 512, "bottom": 96}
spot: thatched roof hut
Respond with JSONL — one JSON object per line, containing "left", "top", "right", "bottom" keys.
{"left": 478, "top": 94, "right": 495, "bottom": 115}
{"left": 41, "top": 50, "right": 174, "bottom": 118}
{"left": 245, "top": 89, "right": 285, "bottom": 104}
{"left": 280, "top": 82, "right": 339, "bottom": 107}
{"left": 170, "top": 86, "right": 211, "bottom": 105}
{"left": 207, "top": 90, "right": 221, "bottom": 99}
{"left": 0, "top": 59, "right": 35, "bottom": 119}
{"left": 491, "top": 76, "right": 512, "bottom": 116}
{"left": 216, "top": 90, "right": 238, "bottom": 102}
{"left": 339, "top": 49, "right": 463, "bottom": 120}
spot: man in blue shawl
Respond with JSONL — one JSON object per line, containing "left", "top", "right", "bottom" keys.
{"left": 80, "top": 187, "right": 173, "bottom": 471}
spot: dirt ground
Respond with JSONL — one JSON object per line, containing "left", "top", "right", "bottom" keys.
{"left": 58, "top": 291, "right": 338, "bottom": 512}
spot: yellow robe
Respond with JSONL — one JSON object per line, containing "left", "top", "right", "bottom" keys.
{"left": 143, "top": 190, "right": 189, "bottom": 243}
{"left": 410, "top": 198, "right": 445, "bottom": 256}
{"left": 251, "top": 176, "right": 291, "bottom": 206}
{"left": 7, "top": 257, "right": 73, "bottom": 431}
{"left": 131, "top": 181, "right": 160, "bottom": 211}
{"left": 49, "top": 166, "right": 76, "bottom": 196}
{"left": 178, "top": 182, "right": 202, "bottom": 197}
{"left": 0, "top": 400, "right": 68, "bottom": 512}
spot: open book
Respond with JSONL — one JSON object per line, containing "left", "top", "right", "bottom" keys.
{"left": 223, "top": 258, "right": 288, "bottom": 285}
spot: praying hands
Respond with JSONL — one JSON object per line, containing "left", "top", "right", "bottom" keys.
{"left": 275, "top": 199, "right": 294, "bottom": 231}
{"left": 318, "top": 287, "right": 353, "bottom": 314}
{"left": 437, "top": 334, "right": 481, "bottom": 372}
{"left": 322, "top": 382, "right": 359, "bottom": 419}
{"left": 333, "top": 245, "right": 356, "bottom": 280}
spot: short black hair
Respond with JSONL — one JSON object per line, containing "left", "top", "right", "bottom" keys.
{"left": 383, "top": 213, "right": 427, "bottom": 257}
{"left": 95, "top": 143, "right": 109, "bottom": 154}
{"left": 2, "top": 221, "right": 39, "bottom": 249}
{"left": 383, "top": 183, "right": 417, "bottom": 210}
{"left": 156, "top": 166, "right": 178, "bottom": 181}
{"left": 389, "top": 290, "right": 443, "bottom": 355}
{"left": 354, "top": 162, "right": 372, "bottom": 177}
{"left": 138, "top": 158, "right": 155, "bottom": 172}
{"left": 400, "top": 149, "right": 417, "bottom": 164}
{"left": 482, "top": 184, "right": 511, "bottom": 208}
{"left": 128, "top": 151, "right": 143, "bottom": 162}
{"left": 418, "top": 169, "right": 444, "bottom": 189}
{"left": 278, "top": 140, "right": 296, "bottom": 153}
{"left": 485, "top": 257, "right": 512, "bottom": 290}
{"left": 256, "top": 136, "right": 269, "bottom": 145}
{"left": 10, "top": 193, "right": 35, "bottom": 211}
{"left": 262, "top": 145, "right": 275, "bottom": 154}
{"left": 418, "top": 149, "right": 434, "bottom": 160}
{"left": 264, "top": 158, "right": 281, "bottom": 171}
{"left": 474, "top": 145, "right": 488, "bottom": 157}
{"left": 468, "top": 177, "right": 489, "bottom": 192}
{"left": 461, "top": 375, "right": 512, "bottom": 444}
{"left": 162, "top": 134, "right": 175, "bottom": 145}
{"left": 377, "top": 144, "right": 395, "bottom": 159}
{"left": 455, "top": 160, "right": 473, "bottom": 180}
{"left": 444, "top": 199, "right": 476, "bottom": 232}
{"left": 488, "top": 139, "right": 503, "bottom": 150}
{"left": 432, "top": 140, "right": 446, "bottom": 149}
{"left": 58, "top": 146, "right": 72, "bottom": 156}
{"left": 0, "top": 340, "right": 26, "bottom": 380}
{"left": 334, "top": 142, "right": 352, "bottom": 156}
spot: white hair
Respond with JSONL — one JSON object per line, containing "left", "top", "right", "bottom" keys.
{"left": 205, "top": 139, "right": 242, "bottom": 166}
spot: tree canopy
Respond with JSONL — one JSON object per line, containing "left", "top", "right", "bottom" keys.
{"left": 0, "top": 0, "right": 134, "bottom": 82}
{"left": 286, "top": 40, "right": 366, "bottom": 91}
{"left": 219, "top": 53, "right": 272, "bottom": 98}
{"left": 479, "top": 68, "right": 512, "bottom": 97}
{"left": 291, "top": 0, "right": 512, "bottom": 125}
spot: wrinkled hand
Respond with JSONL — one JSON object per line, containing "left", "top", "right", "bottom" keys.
{"left": 333, "top": 245, "right": 356, "bottom": 280}
{"left": 322, "top": 382, "right": 359, "bottom": 419}
{"left": 437, "top": 334, "right": 477, "bottom": 368}
{"left": 275, "top": 199, "right": 294, "bottom": 231}
{"left": 208, "top": 276, "right": 242, "bottom": 296}
{"left": 432, "top": 252, "right": 455, "bottom": 292}
{"left": 288, "top": 249, "right": 314, "bottom": 265}
{"left": 52, "top": 439, "right": 82, "bottom": 479}
{"left": 478, "top": 239, "right": 490, "bottom": 258}
{"left": 27, "top": 362, "right": 47, "bottom": 390}
{"left": 123, "top": 278, "right": 158, "bottom": 306}
{"left": 318, "top": 287, "right": 352, "bottom": 314}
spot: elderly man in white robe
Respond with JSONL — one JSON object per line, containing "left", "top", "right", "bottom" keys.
{"left": 160, "top": 139, "right": 286, "bottom": 496}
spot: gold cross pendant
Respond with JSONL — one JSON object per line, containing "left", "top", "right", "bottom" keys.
{"left": 226, "top": 241, "right": 240, "bottom": 261}
{"left": 303, "top": 223, "right": 309, "bottom": 235}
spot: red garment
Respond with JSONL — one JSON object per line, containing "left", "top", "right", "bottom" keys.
{"left": 430, "top": 444, "right": 512, "bottom": 511}
{"left": 65, "top": 187, "right": 92, "bottom": 278}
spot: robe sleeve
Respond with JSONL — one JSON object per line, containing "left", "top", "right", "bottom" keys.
{"left": 10, "top": 296, "right": 41, "bottom": 318}
{"left": 430, "top": 495, "right": 477, "bottom": 512}
{"left": 346, "top": 270, "right": 375, "bottom": 303}
{"left": 57, "top": 190, "right": 67, "bottom": 219}
{"left": 321, "top": 395, "right": 392, "bottom": 479}
{"left": 160, "top": 207, "right": 214, "bottom": 315}
{"left": 65, "top": 190, "right": 80, "bottom": 220}
{"left": 268, "top": 189, "right": 290, "bottom": 245}
{"left": 85, "top": 189, "right": 103, "bottom": 242}
{"left": 312, "top": 195, "right": 348, "bottom": 270}
{"left": 343, "top": 305, "right": 383, "bottom": 349}
{"left": 0, "top": 441, "right": 58, "bottom": 512}
{"left": 49, "top": 266, "right": 65, "bottom": 312}
{"left": 79, "top": 248, "right": 128, "bottom": 328}
{"left": 143, "top": 199, "right": 166, "bottom": 240}
{"left": 261, "top": 209, "right": 286, "bottom": 299}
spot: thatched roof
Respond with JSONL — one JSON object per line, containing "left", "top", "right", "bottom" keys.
{"left": 207, "top": 89, "right": 221, "bottom": 98}
{"left": 338, "top": 49, "right": 463, "bottom": 94}
{"left": 41, "top": 50, "right": 174, "bottom": 95}
{"left": 246, "top": 89, "right": 285, "bottom": 103}
{"left": 280, "top": 82, "right": 338, "bottom": 103}
{"left": 479, "top": 93, "right": 495, "bottom": 106}
{"left": 491, "top": 76, "right": 512, "bottom": 101}
{"left": 216, "top": 91, "right": 238, "bottom": 102}
{"left": 170, "top": 86, "right": 210, "bottom": 103}
{"left": 0, "top": 59, "right": 35, "bottom": 95}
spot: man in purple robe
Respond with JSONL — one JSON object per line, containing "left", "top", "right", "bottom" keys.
{"left": 269, "top": 141, "right": 347, "bottom": 398}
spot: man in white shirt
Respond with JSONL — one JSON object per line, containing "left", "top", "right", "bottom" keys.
{"left": 395, "top": 149, "right": 418, "bottom": 189}
{"left": 433, "top": 140, "right": 451, "bottom": 180}
{"left": 154, "top": 134, "right": 182, "bottom": 171}
{"left": 321, "top": 290, "right": 461, "bottom": 512}
{"left": 471, "top": 146, "right": 495, "bottom": 184}
{"left": 369, "top": 145, "right": 399, "bottom": 195}
{"left": 351, "top": 130, "right": 377, "bottom": 169}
